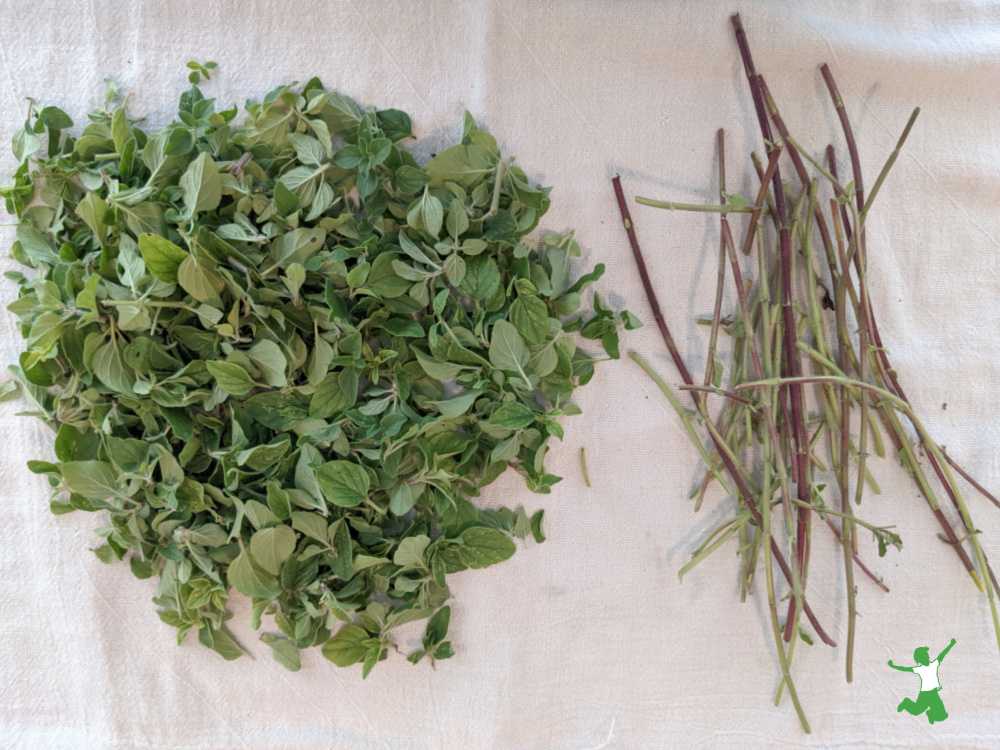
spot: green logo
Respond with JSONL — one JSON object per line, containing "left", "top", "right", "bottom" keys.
{"left": 888, "top": 638, "right": 956, "bottom": 724}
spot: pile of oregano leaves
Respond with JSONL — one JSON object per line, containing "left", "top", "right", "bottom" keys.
{"left": 1, "top": 65, "right": 636, "bottom": 675}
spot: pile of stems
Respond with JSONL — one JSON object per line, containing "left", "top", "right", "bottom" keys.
{"left": 615, "top": 14, "right": 1000, "bottom": 733}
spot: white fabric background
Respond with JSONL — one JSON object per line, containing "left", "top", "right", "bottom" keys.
{"left": 1, "top": 1, "right": 1000, "bottom": 747}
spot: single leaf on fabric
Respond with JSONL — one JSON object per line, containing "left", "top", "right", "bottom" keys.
{"left": 261, "top": 634, "right": 301, "bottom": 671}
{"left": 202, "top": 624, "right": 246, "bottom": 661}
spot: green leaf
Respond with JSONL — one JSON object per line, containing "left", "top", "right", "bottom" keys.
{"left": 177, "top": 255, "right": 223, "bottom": 302}
{"left": 288, "top": 132, "right": 326, "bottom": 167}
{"left": 329, "top": 519, "right": 354, "bottom": 580}
{"left": 274, "top": 181, "right": 301, "bottom": 216}
{"left": 16, "top": 225, "right": 61, "bottom": 265}
{"left": 139, "top": 234, "right": 188, "bottom": 284}
{"left": 510, "top": 295, "right": 549, "bottom": 344}
{"left": 291, "top": 511, "right": 328, "bottom": 543}
{"left": 41, "top": 106, "right": 73, "bottom": 130}
{"left": 315, "top": 461, "right": 370, "bottom": 507}
{"left": 180, "top": 151, "right": 222, "bottom": 215}
{"left": 228, "top": 550, "right": 281, "bottom": 599}
{"left": 413, "top": 348, "right": 464, "bottom": 381}
{"left": 388, "top": 481, "right": 415, "bottom": 516}
{"left": 75, "top": 274, "right": 100, "bottom": 312}
{"left": 76, "top": 192, "right": 108, "bottom": 244}
{"left": 206, "top": 360, "right": 257, "bottom": 396}
{"left": 61, "top": 461, "right": 121, "bottom": 500}
{"left": 0, "top": 380, "right": 20, "bottom": 403}
{"left": 243, "top": 391, "right": 308, "bottom": 430}
{"left": 322, "top": 625, "right": 368, "bottom": 667}
{"left": 489, "top": 320, "right": 529, "bottom": 373}
{"left": 621, "top": 310, "right": 643, "bottom": 330}
{"left": 321, "top": 92, "right": 363, "bottom": 135}
{"left": 267, "top": 482, "right": 292, "bottom": 521}
{"left": 457, "top": 527, "right": 516, "bottom": 569}
{"left": 12, "top": 127, "right": 40, "bottom": 164}
{"left": 457, "top": 254, "right": 501, "bottom": 300}
{"left": 247, "top": 340, "right": 288, "bottom": 387}
{"left": 530, "top": 509, "right": 546, "bottom": 543}
{"left": 310, "top": 368, "right": 357, "bottom": 418}
{"left": 203, "top": 624, "right": 246, "bottom": 661}
{"left": 394, "top": 535, "right": 430, "bottom": 569}
{"left": 364, "top": 252, "right": 410, "bottom": 298}
{"left": 425, "top": 144, "right": 495, "bottom": 187}
{"left": 118, "top": 201, "right": 168, "bottom": 239}
{"left": 443, "top": 253, "right": 466, "bottom": 286}
{"left": 93, "top": 338, "right": 136, "bottom": 396}
{"left": 424, "top": 605, "right": 450, "bottom": 647}
{"left": 261, "top": 634, "right": 301, "bottom": 671}
{"left": 712, "top": 360, "right": 724, "bottom": 388}
{"left": 250, "top": 525, "right": 297, "bottom": 575}
{"left": 430, "top": 388, "right": 482, "bottom": 419}
{"left": 185, "top": 523, "right": 228, "bottom": 547}
{"left": 490, "top": 403, "right": 535, "bottom": 430}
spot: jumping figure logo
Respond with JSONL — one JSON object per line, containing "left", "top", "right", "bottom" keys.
{"left": 888, "top": 638, "right": 956, "bottom": 724}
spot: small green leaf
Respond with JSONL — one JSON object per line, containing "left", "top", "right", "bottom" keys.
{"left": 457, "top": 527, "right": 516, "bottom": 569}
{"left": 61, "top": 461, "right": 121, "bottom": 501}
{"left": 489, "top": 320, "right": 529, "bottom": 373}
{"left": 206, "top": 360, "right": 257, "bottom": 396}
{"left": 180, "top": 151, "right": 222, "bottom": 215}
{"left": 322, "top": 625, "right": 369, "bottom": 667}
{"left": 489, "top": 403, "right": 535, "bottom": 430}
{"left": 250, "top": 525, "right": 297, "bottom": 575}
{"left": 261, "top": 634, "right": 301, "bottom": 671}
{"left": 394, "top": 535, "right": 430, "bottom": 569}
{"left": 228, "top": 550, "right": 281, "bottom": 599}
{"left": 510, "top": 295, "right": 549, "bottom": 344}
{"left": 315, "top": 460, "right": 370, "bottom": 507}
{"left": 138, "top": 234, "right": 188, "bottom": 283}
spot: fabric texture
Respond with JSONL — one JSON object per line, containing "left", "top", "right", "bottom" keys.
{"left": 2, "top": 0, "right": 1000, "bottom": 747}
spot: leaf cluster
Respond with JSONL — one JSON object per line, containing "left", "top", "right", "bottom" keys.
{"left": 2, "top": 68, "right": 636, "bottom": 673}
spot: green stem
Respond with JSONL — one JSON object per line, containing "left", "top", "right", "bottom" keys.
{"left": 634, "top": 197, "right": 764, "bottom": 214}
{"left": 629, "top": 352, "right": 733, "bottom": 495}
